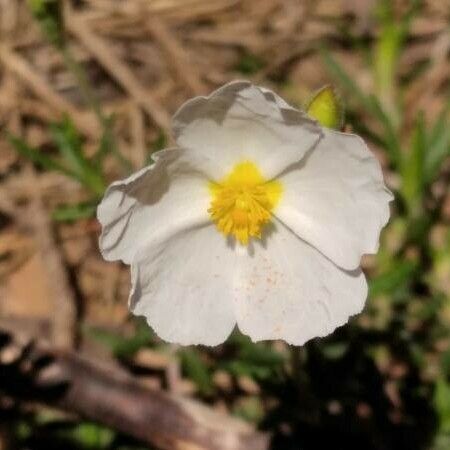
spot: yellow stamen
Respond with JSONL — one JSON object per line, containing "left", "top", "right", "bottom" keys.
{"left": 208, "top": 161, "right": 282, "bottom": 245}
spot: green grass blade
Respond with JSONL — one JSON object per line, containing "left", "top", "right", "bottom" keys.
{"left": 367, "top": 95, "right": 401, "bottom": 165}
{"left": 50, "top": 117, "right": 106, "bottom": 195}
{"left": 93, "top": 115, "right": 133, "bottom": 173}
{"left": 401, "top": 112, "right": 426, "bottom": 215}
{"left": 179, "top": 348, "right": 215, "bottom": 396}
{"left": 321, "top": 49, "right": 401, "bottom": 166}
{"left": 369, "top": 260, "right": 417, "bottom": 297}
{"left": 83, "top": 323, "right": 153, "bottom": 358}
{"left": 320, "top": 48, "right": 374, "bottom": 113}
{"left": 425, "top": 100, "right": 450, "bottom": 183}
{"left": 435, "top": 378, "right": 450, "bottom": 433}
{"left": 429, "top": 98, "right": 450, "bottom": 144}
{"left": 52, "top": 201, "right": 97, "bottom": 222}
{"left": 8, "top": 134, "right": 76, "bottom": 179}
{"left": 425, "top": 127, "right": 450, "bottom": 185}
{"left": 49, "top": 117, "right": 86, "bottom": 174}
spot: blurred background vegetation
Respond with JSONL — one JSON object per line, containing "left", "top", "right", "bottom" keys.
{"left": 0, "top": 0, "right": 449, "bottom": 449}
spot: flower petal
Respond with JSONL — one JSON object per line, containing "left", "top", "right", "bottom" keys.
{"left": 97, "top": 148, "right": 213, "bottom": 264}
{"left": 234, "top": 221, "right": 367, "bottom": 345}
{"left": 276, "top": 129, "right": 393, "bottom": 270}
{"left": 130, "top": 225, "right": 237, "bottom": 345}
{"left": 172, "top": 81, "right": 322, "bottom": 179}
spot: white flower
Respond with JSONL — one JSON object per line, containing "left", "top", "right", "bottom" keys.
{"left": 97, "top": 81, "right": 393, "bottom": 346}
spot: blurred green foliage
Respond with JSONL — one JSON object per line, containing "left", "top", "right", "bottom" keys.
{"left": 235, "top": 51, "right": 266, "bottom": 75}
{"left": 27, "top": 0, "right": 63, "bottom": 47}
{"left": 318, "top": 2, "right": 450, "bottom": 449}
{"left": 8, "top": 116, "right": 110, "bottom": 221}
{"left": 83, "top": 319, "right": 154, "bottom": 359}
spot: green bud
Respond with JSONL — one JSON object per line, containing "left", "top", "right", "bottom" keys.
{"left": 306, "top": 85, "right": 344, "bottom": 130}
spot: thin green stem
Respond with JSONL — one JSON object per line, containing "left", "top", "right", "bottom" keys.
{"left": 61, "top": 46, "right": 133, "bottom": 173}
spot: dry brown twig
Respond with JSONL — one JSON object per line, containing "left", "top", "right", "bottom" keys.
{"left": 0, "top": 328, "right": 270, "bottom": 450}
{"left": 0, "top": 45, "right": 100, "bottom": 139}
{"left": 64, "top": 6, "right": 171, "bottom": 131}
{"left": 145, "top": 17, "right": 208, "bottom": 96}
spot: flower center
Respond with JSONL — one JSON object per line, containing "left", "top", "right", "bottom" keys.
{"left": 208, "top": 161, "right": 282, "bottom": 245}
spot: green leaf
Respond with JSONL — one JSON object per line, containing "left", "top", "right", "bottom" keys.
{"left": 374, "top": 21, "right": 403, "bottom": 98}
{"left": 235, "top": 52, "right": 265, "bottom": 75}
{"left": 320, "top": 49, "right": 401, "bottom": 165}
{"left": 69, "top": 422, "right": 115, "bottom": 449}
{"left": 152, "top": 130, "right": 167, "bottom": 152}
{"left": 434, "top": 378, "right": 450, "bottom": 433}
{"left": 424, "top": 128, "right": 450, "bottom": 183}
{"left": 319, "top": 342, "right": 349, "bottom": 360}
{"left": 8, "top": 134, "right": 76, "bottom": 178}
{"left": 9, "top": 123, "right": 106, "bottom": 197}
{"left": 425, "top": 102, "right": 450, "bottom": 183}
{"left": 373, "top": 0, "right": 419, "bottom": 115}
{"left": 93, "top": 115, "right": 133, "bottom": 173}
{"left": 50, "top": 118, "right": 106, "bottom": 195}
{"left": 179, "top": 348, "right": 214, "bottom": 396}
{"left": 50, "top": 118, "right": 86, "bottom": 174}
{"left": 84, "top": 321, "right": 153, "bottom": 358}
{"left": 223, "top": 334, "right": 285, "bottom": 381}
{"left": 367, "top": 95, "right": 401, "bottom": 164}
{"left": 369, "top": 260, "right": 417, "bottom": 297}
{"left": 232, "top": 397, "right": 264, "bottom": 424}
{"left": 401, "top": 112, "right": 426, "bottom": 216}
{"left": 52, "top": 201, "right": 97, "bottom": 222}
{"left": 229, "top": 332, "right": 286, "bottom": 367}
{"left": 373, "top": 0, "right": 408, "bottom": 115}
{"left": 320, "top": 48, "right": 373, "bottom": 114}
{"left": 306, "top": 85, "right": 344, "bottom": 129}
{"left": 238, "top": 343, "right": 286, "bottom": 368}
{"left": 27, "top": 0, "right": 64, "bottom": 47}
{"left": 222, "top": 360, "right": 272, "bottom": 380}
{"left": 429, "top": 99, "right": 450, "bottom": 144}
